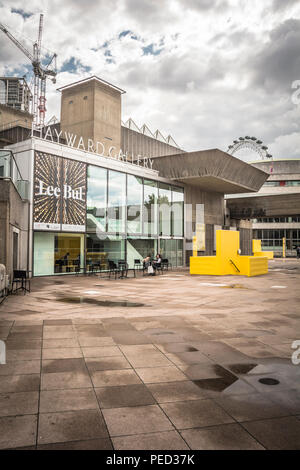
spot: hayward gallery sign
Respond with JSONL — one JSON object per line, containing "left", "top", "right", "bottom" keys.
{"left": 32, "top": 125, "right": 155, "bottom": 169}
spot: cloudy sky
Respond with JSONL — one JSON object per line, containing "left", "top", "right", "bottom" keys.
{"left": 0, "top": 0, "right": 300, "bottom": 158}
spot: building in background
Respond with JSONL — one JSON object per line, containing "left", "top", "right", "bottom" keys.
{"left": 0, "top": 77, "right": 32, "bottom": 112}
{"left": 0, "top": 77, "right": 33, "bottom": 148}
{"left": 226, "top": 158, "right": 300, "bottom": 256}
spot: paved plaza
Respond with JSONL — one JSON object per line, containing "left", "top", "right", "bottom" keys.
{"left": 0, "top": 259, "right": 299, "bottom": 450}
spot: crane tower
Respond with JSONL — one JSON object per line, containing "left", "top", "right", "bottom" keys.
{"left": 0, "top": 14, "right": 57, "bottom": 128}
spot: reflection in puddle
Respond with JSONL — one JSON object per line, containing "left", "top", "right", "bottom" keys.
{"left": 259, "top": 378, "right": 280, "bottom": 385}
{"left": 221, "top": 284, "right": 248, "bottom": 289}
{"left": 152, "top": 331, "right": 175, "bottom": 336}
{"left": 227, "top": 363, "right": 257, "bottom": 374}
{"left": 56, "top": 297, "right": 144, "bottom": 307}
{"left": 193, "top": 377, "right": 237, "bottom": 393}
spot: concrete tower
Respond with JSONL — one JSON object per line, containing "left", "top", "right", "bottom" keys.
{"left": 58, "top": 76, "right": 125, "bottom": 155}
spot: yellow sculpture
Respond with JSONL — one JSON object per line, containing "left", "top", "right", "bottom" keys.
{"left": 190, "top": 230, "right": 268, "bottom": 277}
{"left": 252, "top": 239, "right": 274, "bottom": 259}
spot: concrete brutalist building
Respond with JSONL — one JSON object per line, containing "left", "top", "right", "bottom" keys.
{"left": 0, "top": 75, "right": 269, "bottom": 277}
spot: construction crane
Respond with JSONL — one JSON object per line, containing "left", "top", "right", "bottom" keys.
{"left": 0, "top": 14, "right": 57, "bottom": 128}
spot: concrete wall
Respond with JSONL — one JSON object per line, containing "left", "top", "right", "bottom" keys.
{"left": 0, "top": 103, "right": 33, "bottom": 129}
{"left": 60, "top": 79, "right": 122, "bottom": 154}
{"left": 0, "top": 179, "right": 29, "bottom": 279}
{"left": 252, "top": 159, "right": 300, "bottom": 178}
{"left": 0, "top": 104, "right": 33, "bottom": 148}
{"left": 183, "top": 183, "right": 225, "bottom": 264}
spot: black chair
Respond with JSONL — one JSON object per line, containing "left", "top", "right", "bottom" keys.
{"left": 162, "top": 258, "right": 172, "bottom": 271}
{"left": 12, "top": 270, "right": 30, "bottom": 294}
{"left": 74, "top": 264, "right": 81, "bottom": 275}
{"left": 108, "top": 260, "right": 119, "bottom": 279}
{"left": 118, "top": 260, "right": 128, "bottom": 278}
{"left": 134, "top": 259, "right": 144, "bottom": 277}
{"left": 93, "top": 262, "right": 101, "bottom": 275}
{"left": 155, "top": 261, "right": 163, "bottom": 275}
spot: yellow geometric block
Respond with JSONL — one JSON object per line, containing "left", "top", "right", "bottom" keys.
{"left": 190, "top": 230, "right": 268, "bottom": 277}
{"left": 252, "top": 239, "right": 274, "bottom": 259}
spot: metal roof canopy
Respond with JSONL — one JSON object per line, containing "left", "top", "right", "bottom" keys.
{"left": 57, "top": 75, "right": 126, "bottom": 94}
{"left": 151, "top": 149, "right": 269, "bottom": 194}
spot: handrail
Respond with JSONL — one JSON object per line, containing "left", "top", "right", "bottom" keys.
{"left": 0, "top": 149, "right": 24, "bottom": 181}
{"left": 229, "top": 259, "right": 240, "bottom": 272}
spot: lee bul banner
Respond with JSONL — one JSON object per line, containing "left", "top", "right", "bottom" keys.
{"left": 33, "top": 151, "right": 86, "bottom": 232}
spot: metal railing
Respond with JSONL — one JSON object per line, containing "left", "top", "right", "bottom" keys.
{"left": 0, "top": 149, "right": 29, "bottom": 199}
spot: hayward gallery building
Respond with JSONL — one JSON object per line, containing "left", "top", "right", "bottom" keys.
{"left": 0, "top": 76, "right": 269, "bottom": 277}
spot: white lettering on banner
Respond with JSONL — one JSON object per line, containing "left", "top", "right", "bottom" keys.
{"left": 87, "top": 139, "right": 95, "bottom": 153}
{"left": 32, "top": 124, "right": 155, "bottom": 170}
{"left": 54, "top": 129, "right": 63, "bottom": 143}
{"left": 108, "top": 146, "right": 116, "bottom": 158}
{"left": 65, "top": 132, "right": 77, "bottom": 147}
{"left": 64, "top": 185, "right": 84, "bottom": 201}
{"left": 44, "top": 126, "right": 53, "bottom": 141}
{"left": 77, "top": 136, "right": 86, "bottom": 151}
{"left": 96, "top": 141, "right": 105, "bottom": 156}
{"left": 37, "top": 179, "right": 83, "bottom": 201}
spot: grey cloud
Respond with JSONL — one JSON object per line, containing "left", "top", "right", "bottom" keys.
{"left": 251, "top": 19, "right": 300, "bottom": 93}
{"left": 181, "top": 0, "right": 229, "bottom": 12}
{"left": 124, "top": 0, "right": 177, "bottom": 26}
{"left": 272, "top": 0, "right": 299, "bottom": 12}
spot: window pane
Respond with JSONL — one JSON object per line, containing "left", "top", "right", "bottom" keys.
{"left": 34, "top": 232, "right": 84, "bottom": 276}
{"left": 86, "top": 233, "right": 125, "bottom": 268}
{"left": 126, "top": 237, "right": 157, "bottom": 268}
{"left": 159, "top": 183, "right": 171, "bottom": 236}
{"left": 87, "top": 165, "right": 107, "bottom": 233}
{"left": 108, "top": 170, "right": 126, "bottom": 233}
{"left": 177, "top": 239, "right": 183, "bottom": 266}
{"left": 172, "top": 186, "right": 184, "bottom": 237}
{"left": 144, "top": 179, "right": 158, "bottom": 236}
{"left": 127, "top": 175, "right": 143, "bottom": 234}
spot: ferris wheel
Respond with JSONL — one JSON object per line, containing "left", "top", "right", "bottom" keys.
{"left": 227, "top": 136, "right": 273, "bottom": 161}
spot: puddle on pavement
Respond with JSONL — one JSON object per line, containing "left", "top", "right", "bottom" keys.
{"left": 227, "top": 363, "right": 258, "bottom": 374}
{"left": 193, "top": 377, "right": 237, "bottom": 393}
{"left": 259, "top": 378, "right": 280, "bottom": 385}
{"left": 221, "top": 284, "right": 248, "bottom": 289}
{"left": 192, "top": 362, "right": 293, "bottom": 394}
{"left": 56, "top": 297, "right": 144, "bottom": 307}
{"left": 152, "top": 331, "right": 175, "bottom": 335}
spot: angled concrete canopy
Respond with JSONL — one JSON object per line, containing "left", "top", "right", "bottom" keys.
{"left": 151, "top": 149, "right": 269, "bottom": 194}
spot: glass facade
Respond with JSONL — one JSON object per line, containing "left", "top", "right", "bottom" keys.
{"left": 143, "top": 179, "right": 158, "bottom": 236}
{"left": 127, "top": 237, "right": 158, "bottom": 268}
{"left": 86, "top": 234, "right": 125, "bottom": 269}
{"left": 34, "top": 232, "right": 84, "bottom": 276}
{"left": 159, "top": 183, "right": 172, "bottom": 236}
{"left": 172, "top": 186, "right": 184, "bottom": 237}
{"left": 33, "top": 163, "right": 185, "bottom": 275}
{"left": 108, "top": 170, "right": 126, "bottom": 233}
{"left": 254, "top": 216, "right": 300, "bottom": 223}
{"left": 160, "top": 239, "right": 183, "bottom": 267}
{"left": 87, "top": 166, "right": 107, "bottom": 232}
{"left": 264, "top": 180, "right": 300, "bottom": 187}
{"left": 253, "top": 229, "right": 300, "bottom": 251}
{"left": 127, "top": 175, "right": 143, "bottom": 234}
